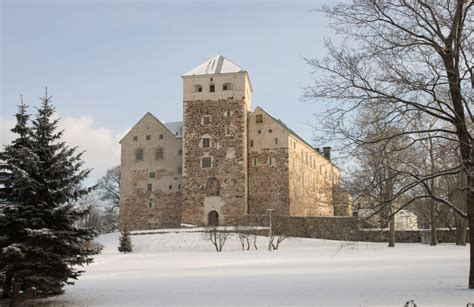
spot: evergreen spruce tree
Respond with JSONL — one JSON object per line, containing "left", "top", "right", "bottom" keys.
{"left": 0, "top": 101, "right": 38, "bottom": 298}
{"left": 117, "top": 229, "right": 132, "bottom": 254}
{"left": 0, "top": 92, "right": 101, "bottom": 297}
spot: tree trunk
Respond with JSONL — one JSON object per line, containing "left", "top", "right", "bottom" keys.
{"left": 388, "top": 206, "right": 395, "bottom": 247}
{"left": 430, "top": 203, "right": 438, "bottom": 246}
{"left": 1, "top": 273, "right": 12, "bottom": 298}
{"left": 467, "top": 163, "right": 474, "bottom": 288}
{"left": 456, "top": 216, "right": 467, "bottom": 246}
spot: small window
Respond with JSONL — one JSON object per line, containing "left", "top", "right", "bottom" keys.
{"left": 178, "top": 184, "right": 181, "bottom": 190}
{"left": 133, "top": 136, "right": 138, "bottom": 141}
{"left": 194, "top": 84, "right": 203, "bottom": 92}
{"left": 159, "top": 134, "right": 164, "bottom": 140}
{"left": 225, "top": 128, "right": 231, "bottom": 135}
{"left": 210, "top": 84, "right": 215, "bottom": 92}
{"left": 136, "top": 148, "right": 144, "bottom": 161}
{"left": 156, "top": 147, "right": 164, "bottom": 160}
{"left": 169, "top": 185, "right": 172, "bottom": 190}
{"left": 256, "top": 114, "right": 263, "bottom": 123}
{"left": 178, "top": 149, "right": 183, "bottom": 156}
{"left": 147, "top": 183, "right": 152, "bottom": 191}
{"left": 202, "top": 116, "right": 211, "bottom": 125}
{"left": 223, "top": 83, "right": 233, "bottom": 91}
{"left": 148, "top": 202, "right": 152, "bottom": 208}
{"left": 202, "top": 138, "right": 210, "bottom": 148}
{"left": 250, "top": 140, "right": 254, "bottom": 147}
{"left": 202, "top": 157, "right": 212, "bottom": 168}
{"left": 258, "top": 130, "right": 261, "bottom": 134}
{"left": 268, "top": 157, "right": 273, "bottom": 165}
{"left": 268, "top": 129, "right": 272, "bottom": 133}
{"left": 178, "top": 167, "right": 183, "bottom": 175}
{"left": 275, "top": 138, "right": 278, "bottom": 145}
{"left": 149, "top": 171, "right": 155, "bottom": 178}
{"left": 146, "top": 135, "right": 151, "bottom": 141}
{"left": 253, "top": 158, "right": 257, "bottom": 166}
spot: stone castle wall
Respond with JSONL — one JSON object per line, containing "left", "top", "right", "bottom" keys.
{"left": 181, "top": 98, "right": 248, "bottom": 225}
{"left": 248, "top": 108, "right": 290, "bottom": 215}
{"left": 288, "top": 135, "right": 337, "bottom": 217}
{"left": 119, "top": 113, "right": 183, "bottom": 231}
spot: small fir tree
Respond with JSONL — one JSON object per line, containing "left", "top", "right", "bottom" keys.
{"left": 118, "top": 229, "right": 133, "bottom": 254}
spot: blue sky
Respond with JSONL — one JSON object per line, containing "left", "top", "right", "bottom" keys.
{"left": 1, "top": 0, "right": 336, "bottom": 183}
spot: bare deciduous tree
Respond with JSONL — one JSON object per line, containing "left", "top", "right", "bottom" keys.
{"left": 207, "top": 225, "right": 230, "bottom": 252}
{"left": 305, "top": 0, "right": 473, "bottom": 287}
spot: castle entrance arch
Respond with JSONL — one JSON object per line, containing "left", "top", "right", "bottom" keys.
{"left": 208, "top": 210, "right": 219, "bottom": 226}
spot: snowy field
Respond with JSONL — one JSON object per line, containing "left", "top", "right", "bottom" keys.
{"left": 24, "top": 230, "right": 472, "bottom": 306}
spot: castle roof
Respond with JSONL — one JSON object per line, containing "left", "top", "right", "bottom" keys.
{"left": 183, "top": 54, "right": 245, "bottom": 76}
{"left": 164, "top": 121, "right": 183, "bottom": 138}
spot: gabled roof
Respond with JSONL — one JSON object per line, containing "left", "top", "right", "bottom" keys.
{"left": 183, "top": 54, "right": 245, "bottom": 76}
{"left": 119, "top": 112, "right": 182, "bottom": 143}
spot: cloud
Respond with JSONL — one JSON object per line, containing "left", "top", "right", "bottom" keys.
{"left": 1, "top": 114, "right": 124, "bottom": 186}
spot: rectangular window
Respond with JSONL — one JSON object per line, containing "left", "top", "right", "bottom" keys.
{"left": 258, "top": 130, "right": 261, "bottom": 134}
{"left": 268, "top": 157, "right": 272, "bottom": 165}
{"left": 256, "top": 114, "right": 263, "bottom": 123}
{"left": 268, "top": 129, "right": 272, "bottom": 133}
{"left": 178, "top": 184, "right": 181, "bottom": 190}
{"left": 178, "top": 167, "right": 182, "bottom": 175}
{"left": 202, "top": 157, "right": 212, "bottom": 168}
{"left": 210, "top": 84, "right": 215, "bottom": 92}
{"left": 253, "top": 158, "right": 257, "bottom": 166}
{"left": 275, "top": 138, "right": 278, "bottom": 145}
{"left": 169, "top": 185, "right": 172, "bottom": 190}
{"left": 146, "top": 135, "right": 151, "bottom": 141}
{"left": 147, "top": 183, "right": 152, "bottom": 191}
{"left": 149, "top": 202, "right": 152, "bottom": 208}
{"left": 203, "top": 116, "right": 210, "bottom": 125}
{"left": 178, "top": 149, "right": 183, "bottom": 156}
{"left": 159, "top": 134, "right": 164, "bottom": 140}
{"left": 133, "top": 136, "right": 138, "bottom": 141}
{"left": 250, "top": 140, "right": 254, "bottom": 147}
{"left": 149, "top": 172, "right": 155, "bottom": 178}
{"left": 202, "top": 138, "right": 210, "bottom": 148}
{"left": 136, "top": 149, "right": 144, "bottom": 161}
{"left": 156, "top": 147, "right": 164, "bottom": 160}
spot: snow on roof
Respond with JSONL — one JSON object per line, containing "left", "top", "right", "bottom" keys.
{"left": 164, "top": 121, "right": 183, "bottom": 138}
{"left": 183, "top": 54, "right": 245, "bottom": 76}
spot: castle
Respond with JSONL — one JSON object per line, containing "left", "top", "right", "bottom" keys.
{"left": 119, "top": 55, "right": 350, "bottom": 231}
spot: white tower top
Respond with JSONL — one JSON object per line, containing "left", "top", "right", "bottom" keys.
{"left": 183, "top": 54, "right": 245, "bottom": 76}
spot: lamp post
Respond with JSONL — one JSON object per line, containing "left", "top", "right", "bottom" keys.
{"left": 267, "top": 208, "right": 274, "bottom": 251}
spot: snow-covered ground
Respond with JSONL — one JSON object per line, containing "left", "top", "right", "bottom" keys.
{"left": 30, "top": 230, "right": 471, "bottom": 306}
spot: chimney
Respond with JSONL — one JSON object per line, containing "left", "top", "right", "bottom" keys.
{"left": 323, "top": 146, "right": 331, "bottom": 160}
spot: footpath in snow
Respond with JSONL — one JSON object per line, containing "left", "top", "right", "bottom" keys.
{"left": 24, "top": 229, "right": 472, "bottom": 306}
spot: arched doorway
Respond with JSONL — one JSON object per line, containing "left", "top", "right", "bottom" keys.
{"left": 208, "top": 211, "right": 219, "bottom": 226}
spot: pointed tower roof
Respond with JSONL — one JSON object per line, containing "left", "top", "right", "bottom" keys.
{"left": 183, "top": 54, "right": 245, "bottom": 76}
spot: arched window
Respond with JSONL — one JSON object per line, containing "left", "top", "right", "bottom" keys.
{"left": 222, "top": 83, "right": 233, "bottom": 91}
{"left": 136, "top": 148, "right": 144, "bottom": 161}
{"left": 193, "top": 84, "right": 203, "bottom": 93}
{"left": 206, "top": 177, "right": 220, "bottom": 196}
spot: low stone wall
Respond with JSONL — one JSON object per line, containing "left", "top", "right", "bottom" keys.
{"left": 358, "top": 228, "right": 469, "bottom": 244}
{"left": 232, "top": 214, "right": 360, "bottom": 241}
{"left": 231, "top": 215, "right": 468, "bottom": 244}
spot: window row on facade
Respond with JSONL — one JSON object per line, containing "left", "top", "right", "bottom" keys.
{"left": 133, "top": 134, "right": 166, "bottom": 142}
{"left": 146, "top": 183, "right": 181, "bottom": 193}
{"left": 193, "top": 82, "right": 233, "bottom": 93}
{"left": 135, "top": 147, "right": 182, "bottom": 161}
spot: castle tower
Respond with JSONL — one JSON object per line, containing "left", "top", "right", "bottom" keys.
{"left": 181, "top": 55, "right": 253, "bottom": 225}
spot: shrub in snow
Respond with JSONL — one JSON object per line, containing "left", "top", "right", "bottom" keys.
{"left": 118, "top": 229, "right": 133, "bottom": 253}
